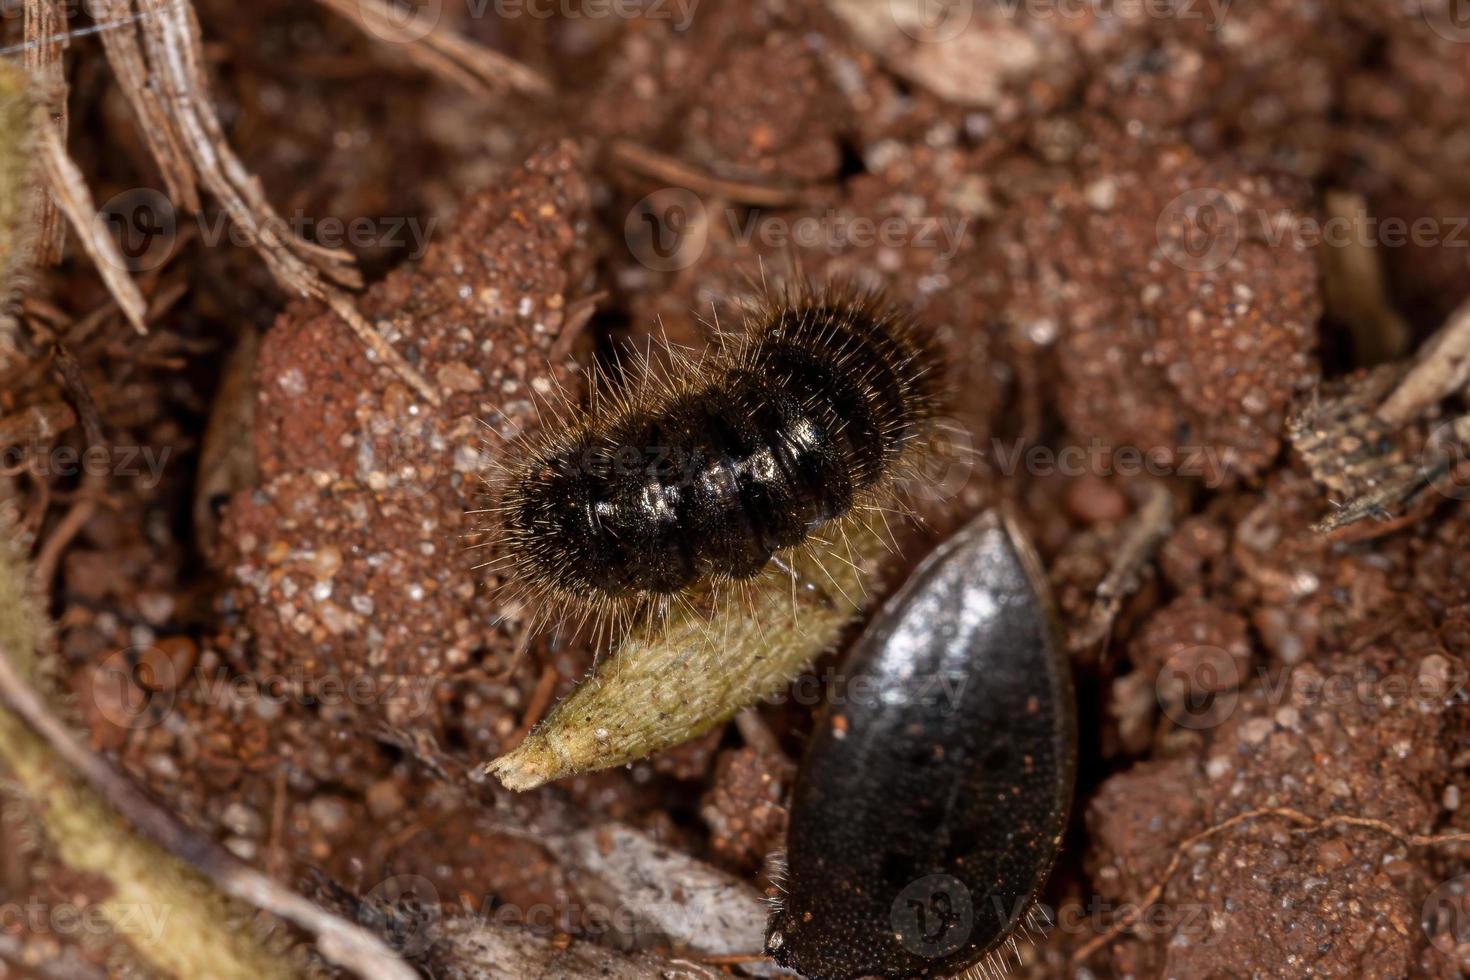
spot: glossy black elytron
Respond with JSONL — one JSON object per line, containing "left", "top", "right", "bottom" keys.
{"left": 504, "top": 290, "right": 941, "bottom": 600}
{"left": 767, "top": 510, "right": 1077, "bottom": 980}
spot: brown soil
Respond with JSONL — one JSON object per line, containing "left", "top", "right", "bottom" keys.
{"left": 5, "top": 1, "right": 1470, "bottom": 978}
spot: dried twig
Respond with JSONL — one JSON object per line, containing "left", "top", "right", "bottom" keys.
{"left": 30, "top": 344, "right": 107, "bottom": 591}
{"left": 1319, "top": 190, "right": 1410, "bottom": 365}
{"left": 124, "top": 0, "right": 440, "bottom": 405}
{"left": 1071, "top": 805, "right": 1470, "bottom": 964}
{"left": 1071, "top": 481, "right": 1175, "bottom": 652}
{"left": 89, "top": 0, "right": 199, "bottom": 210}
{"left": 34, "top": 117, "right": 149, "bottom": 334}
{"left": 0, "top": 401, "right": 74, "bottom": 448}
{"left": 1378, "top": 294, "right": 1470, "bottom": 426}
{"left": 610, "top": 140, "right": 826, "bottom": 208}
{"left": 502, "top": 665, "right": 558, "bottom": 753}
{"left": 315, "top": 0, "right": 554, "bottom": 99}
{"left": 0, "top": 646, "right": 419, "bottom": 980}
{"left": 23, "top": 0, "right": 66, "bottom": 264}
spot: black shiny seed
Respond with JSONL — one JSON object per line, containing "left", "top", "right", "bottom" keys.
{"left": 767, "top": 509, "right": 1077, "bottom": 980}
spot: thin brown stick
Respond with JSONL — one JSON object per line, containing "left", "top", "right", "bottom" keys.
{"left": 321, "top": 290, "right": 441, "bottom": 407}
{"left": 1071, "top": 481, "right": 1175, "bottom": 652}
{"left": 0, "top": 647, "right": 419, "bottom": 980}
{"left": 1378, "top": 294, "right": 1470, "bottom": 426}
{"left": 0, "top": 401, "right": 74, "bottom": 448}
{"left": 1071, "top": 806, "right": 1470, "bottom": 964}
{"left": 24, "top": 0, "right": 67, "bottom": 265}
{"left": 34, "top": 116, "right": 150, "bottom": 335}
{"left": 30, "top": 344, "right": 107, "bottom": 591}
{"left": 1319, "top": 190, "right": 1411, "bottom": 365}
{"left": 502, "top": 665, "right": 558, "bottom": 753}
{"left": 610, "top": 140, "right": 826, "bottom": 208}
{"left": 315, "top": 0, "right": 554, "bottom": 99}
{"left": 89, "top": 0, "right": 199, "bottom": 210}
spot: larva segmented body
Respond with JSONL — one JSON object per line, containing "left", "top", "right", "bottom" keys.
{"left": 497, "top": 284, "right": 943, "bottom": 613}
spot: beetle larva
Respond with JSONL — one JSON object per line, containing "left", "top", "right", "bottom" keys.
{"left": 490, "top": 281, "right": 943, "bottom": 624}
{"left": 766, "top": 509, "right": 1077, "bottom": 980}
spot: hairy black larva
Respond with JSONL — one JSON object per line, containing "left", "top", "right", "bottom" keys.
{"left": 766, "top": 509, "right": 1077, "bottom": 980}
{"left": 493, "top": 283, "right": 943, "bottom": 619}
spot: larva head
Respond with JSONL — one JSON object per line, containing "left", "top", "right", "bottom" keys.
{"left": 498, "top": 432, "right": 626, "bottom": 603}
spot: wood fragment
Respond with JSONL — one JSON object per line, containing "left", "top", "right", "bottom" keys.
{"left": 89, "top": 0, "right": 200, "bottom": 210}
{"left": 1378, "top": 294, "right": 1470, "bottom": 426}
{"left": 1292, "top": 366, "right": 1465, "bottom": 532}
{"left": 315, "top": 0, "right": 555, "bottom": 99}
{"left": 34, "top": 116, "right": 149, "bottom": 335}
{"left": 1319, "top": 190, "right": 1410, "bottom": 365}
{"left": 23, "top": 0, "right": 66, "bottom": 265}
{"left": 1071, "top": 481, "right": 1175, "bottom": 651}
{"left": 0, "top": 401, "right": 74, "bottom": 448}
{"left": 611, "top": 140, "right": 826, "bottom": 208}
{"left": 565, "top": 823, "right": 769, "bottom": 959}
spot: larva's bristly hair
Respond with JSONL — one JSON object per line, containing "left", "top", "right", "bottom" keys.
{"left": 477, "top": 278, "right": 949, "bottom": 647}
